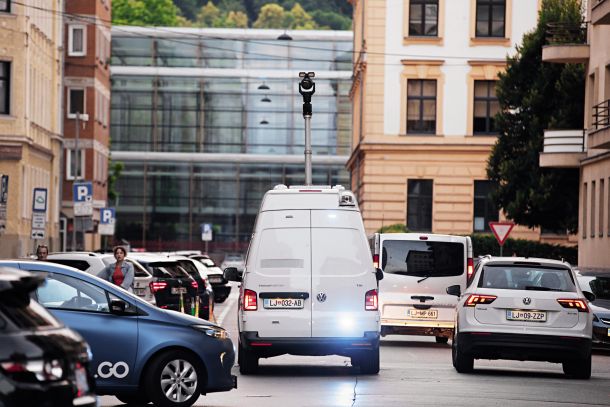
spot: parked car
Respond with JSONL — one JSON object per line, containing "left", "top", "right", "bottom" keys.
{"left": 166, "top": 255, "right": 215, "bottom": 321}
{"left": 450, "top": 256, "right": 594, "bottom": 378}
{"left": 0, "top": 266, "right": 97, "bottom": 407}
{"left": 0, "top": 260, "right": 237, "bottom": 407}
{"left": 577, "top": 271, "right": 610, "bottom": 348}
{"left": 221, "top": 253, "right": 245, "bottom": 273}
{"left": 128, "top": 254, "right": 201, "bottom": 317}
{"left": 46, "top": 252, "right": 155, "bottom": 304}
{"left": 191, "top": 254, "right": 231, "bottom": 303}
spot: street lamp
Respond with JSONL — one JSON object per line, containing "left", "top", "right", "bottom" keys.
{"left": 258, "top": 82, "right": 270, "bottom": 90}
{"left": 261, "top": 95, "right": 271, "bottom": 103}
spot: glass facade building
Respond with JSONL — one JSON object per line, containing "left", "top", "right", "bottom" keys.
{"left": 110, "top": 27, "right": 353, "bottom": 251}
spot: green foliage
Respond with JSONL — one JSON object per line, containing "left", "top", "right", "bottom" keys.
{"left": 311, "top": 10, "right": 352, "bottom": 30}
{"left": 471, "top": 234, "right": 577, "bottom": 265}
{"left": 113, "top": 0, "right": 181, "bottom": 26}
{"left": 197, "top": 1, "right": 222, "bottom": 26}
{"left": 487, "top": 0, "right": 585, "bottom": 233}
{"left": 107, "top": 162, "right": 124, "bottom": 204}
{"left": 225, "top": 11, "right": 249, "bottom": 28}
{"left": 253, "top": 3, "right": 286, "bottom": 28}
{"left": 377, "top": 224, "right": 409, "bottom": 233}
{"left": 286, "top": 3, "right": 317, "bottom": 30}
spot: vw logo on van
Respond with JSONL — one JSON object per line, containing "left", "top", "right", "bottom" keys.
{"left": 316, "top": 293, "right": 327, "bottom": 303}
{"left": 523, "top": 297, "right": 532, "bottom": 305}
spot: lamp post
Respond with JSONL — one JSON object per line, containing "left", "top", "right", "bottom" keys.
{"left": 72, "top": 111, "right": 88, "bottom": 251}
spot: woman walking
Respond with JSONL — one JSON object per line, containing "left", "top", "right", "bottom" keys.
{"left": 100, "top": 246, "right": 134, "bottom": 292}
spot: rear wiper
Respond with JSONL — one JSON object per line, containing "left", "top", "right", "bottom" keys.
{"left": 525, "top": 286, "right": 562, "bottom": 291}
{"left": 417, "top": 274, "right": 431, "bottom": 283}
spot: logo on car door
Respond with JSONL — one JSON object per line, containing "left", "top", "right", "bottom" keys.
{"left": 316, "top": 293, "right": 327, "bottom": 303}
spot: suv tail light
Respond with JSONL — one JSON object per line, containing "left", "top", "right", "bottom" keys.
{"left": 467, "top": 257, "right": 474, "bottom": 281}
{"left": 557, "top": 298, "right": 589, "bottom": 312}
{"left": 243, "top": 289, "right": 257, "bottom": 311}
{"left": 465, "top": 294, "right": 497, "bottom": 307}
{"left": 191, "top": 281, "right": 199, "bottom": 290}
{"left": 373, "top": 254, "right": 379, "bottom": 269}
{"left": 149, "top": 281, "right": 168, "bottom": 293}
{"left": 365, "top": 289, "right": 378, "bottom": 311}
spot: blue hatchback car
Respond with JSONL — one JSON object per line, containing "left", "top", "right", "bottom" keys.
{"left": 0, "top": 260, "right": 237, "bottom": 407}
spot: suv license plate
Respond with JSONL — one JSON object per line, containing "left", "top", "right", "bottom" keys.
{"left": 406, "top": 309, "right": 438, "bottom": 319}
{"left": 506, "top": 310, "right": 547, "bottom": 322}
{"left": 171, "top": 287, "right": 187, "bottom": 295}
{"left": 134, "top": 288, "right": 146, "bottom": 296}
{"left": 263, "top": 298, "right": 304, "bottom": 309}
{"left": 208, "top": 276, "right": 223, "bottom": 284}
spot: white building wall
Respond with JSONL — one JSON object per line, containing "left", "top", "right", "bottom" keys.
{"left": 384, "top": 0, "right": 538, "bottom": 136}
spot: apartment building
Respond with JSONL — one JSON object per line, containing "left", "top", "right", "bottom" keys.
{"left": 61, "top": 0, "right": 111, "bottom": 251}
{"left": 0, "top": 0, "right": 64, "bottom": 257}
{"left": 349, "top": 0, "right": 545, "bottom": 239}
{"left": 540, "top": 0, "right": 610, "bottom": 269}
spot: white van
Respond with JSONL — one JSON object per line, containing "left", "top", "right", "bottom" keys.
{"left": 371, "top": 233, "right": 473, "bottom": 343}
{"left": 224, "top": 185, "right": 382, "bottom": 374}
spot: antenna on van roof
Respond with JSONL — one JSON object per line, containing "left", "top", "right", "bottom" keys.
{"left": 298, "top": 72, "right": 315, "bottom": 185}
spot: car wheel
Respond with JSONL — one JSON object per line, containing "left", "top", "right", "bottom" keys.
{"left": 144, "top": 350, "right": 205, "bottom": 407}
{"left": 357, "top": 346, "right": 380, "bottom": 375}
{"left": 435, "top": 336, "right": 449, "bottom": 344}
{"left": 238, "top": 341, "right": 259, "bottom": 375}
{"left": 562, "top": 353, "right": 591, "bottom": 379}
{"left": 116, "top": 393, "right": 150, "bottom": 405}
{"left": 452, "top": 333, "right": 473, "bottom": 373}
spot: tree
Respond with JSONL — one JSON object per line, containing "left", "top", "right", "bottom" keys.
{"left": 197, "top": 1, "right": 222, "bottom": 27}
{"left": 487, "top": 0, "right": 585, "bottom": 233}
{"left": 287, "top": 3, "right": 317, "bottom": 29}
{"left": 112, "top": 0, "right": 180, "bottom": 26}
{"left": 225, "top": 11, "right": 249, "bottom": 28}
{"left": 253, "top": 3, "right": 286, "bottom": 28}
{"left": 311, "top": 10, "right": 352, "bottom": 30}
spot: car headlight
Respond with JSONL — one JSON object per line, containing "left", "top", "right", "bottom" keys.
{"left": 192, "top": 325, "right": 229, "bottom": 339}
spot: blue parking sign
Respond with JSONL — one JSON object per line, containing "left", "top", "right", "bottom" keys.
{"left": 100, "top": 208, "right": 115, "bottom": 224}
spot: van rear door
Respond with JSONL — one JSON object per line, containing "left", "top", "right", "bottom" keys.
{"left": 251, "top": 210, "right": 312, "bottom": 338}
{"left": 311, "top": 210, "right": 375, "bottom": 338}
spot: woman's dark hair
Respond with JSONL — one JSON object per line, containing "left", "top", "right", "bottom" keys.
{"left": 113, "top": 246, "right": 127, "bottom": 256}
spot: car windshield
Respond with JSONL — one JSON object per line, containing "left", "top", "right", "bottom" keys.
{"left": 146, "top": 262, "right": 190, "bottom": 278}
{"left": 479, "top": 265, "right": 576, "bottom": 292}
{"left": 580, "top": 276, "right": 610, "bottom": 300}
{"left": 200, "top": 258, "right": 216, "bottom": 267}
{"left": 381, "top": 240, "right": 464, "bottom": 277}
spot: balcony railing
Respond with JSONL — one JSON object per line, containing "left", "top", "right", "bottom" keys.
{"left": 542, "top": 129, "right": 585, "bottom": 153}
{"left": 545, "top": 22, "right": 587, "bottom": 45}
{"left": 593, "top": 99, "right": 610, "bottom": 131}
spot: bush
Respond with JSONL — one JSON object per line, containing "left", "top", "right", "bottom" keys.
{"left": 471, "top": 234, "right": 577, "bottom": 265}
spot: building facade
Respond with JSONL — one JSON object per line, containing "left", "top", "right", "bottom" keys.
{"left": 541, "top": 0, "right": 610, "bottom": 270}
{"left": 0, "top": 0, "right": 64, "bottom": 257}
{"left": 61, "top": 0, "right": 111, "bottom": 251}
{"left": 349, "top": 0, "right": 547, "bottom": 240}
{"left": 110, "top": 28, "right": 352, "bottom": 252}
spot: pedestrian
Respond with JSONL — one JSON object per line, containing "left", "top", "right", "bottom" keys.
{"left": 99, "top": 246, "right": 134, "bottom": 292}
{"left": 36, "top": 245, "right": 48, "bottom": 261}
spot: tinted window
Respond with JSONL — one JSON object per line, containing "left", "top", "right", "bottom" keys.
{"left": 177, "top": 260, "right": 198, "bottom": 276}
{"left": 381, "top": 240, "right": 464, "bottom": 277}
{"left": 37, "top": 274, "right": 109, "bottom": 312}
{"left": 147, "top": 262, "right": 189, "bottom": 278}
{"left": 0, "top": 299, "right": 60, "bottom": 332}
{"left": 479, "top": 265, "right": 576, "bottom": 292}
{"left": 585, "top": 276, "right": 610, "bottom": 300}
{"left": 47, "top": 259, "right": 91, "bottom": 271}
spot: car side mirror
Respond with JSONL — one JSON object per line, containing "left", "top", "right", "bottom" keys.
{"left": 583, "top": 291, "right": 596, "bottom": 302}
{"left": 375, "top": 268, "right": 384, "bottom": 281}
{"left": 446, "top": 285, "right": 461, "bottom": 297}
{"left": 109, "top": 299, "right": 127, "bottom": 314}
{"left": 224, "top": 267, "right": 242, "bottom": 282}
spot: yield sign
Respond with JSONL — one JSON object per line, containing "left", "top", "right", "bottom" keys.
{"left": 489, "top": 221, "right": 515, "bottom": 246}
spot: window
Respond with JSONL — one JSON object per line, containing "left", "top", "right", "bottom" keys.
{"left": 68, "top": 88, "right": 85, "bottom": 118}
{"left": 407, "top": 179, "right": 433, "bottom": 231}
{"left": 600, "top": 179, "right": 605, "bottom": 237}
{"left": 0, "top": 61, "right": 9, "bottom": 115}
{"left": 68, "top": 25, "right": 86, "bottom": 56}
{"left": 407, "top": 79, "right": 436, "bottom": 134}
{"left": 473, "top": 80, "right": 499, "bottom": 134}
{"left": 473, "top": 180, "right": 498, "bottom": 232}
{"left": 0, "top": 0, "right": 10, "bottom": 12}
{"left": 475, "top": 0, "right": 505, "bottom": 38}
{"left": 381, "top": 240, "right": 464, "bottom": 277}
{"left": 66, "top": 148, "right": 84, "bottom": 180}
{"left": 409, "top": 0, "right": 439, "bottom": 36}
{"left": 36, "top": 274, "right": 109, "bottom": 312}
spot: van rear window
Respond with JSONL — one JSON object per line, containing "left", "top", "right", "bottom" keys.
{"left": 381, "top": 240, "right": 464, "bottom": 277}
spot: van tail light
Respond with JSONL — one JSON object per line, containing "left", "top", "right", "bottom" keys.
{"left": 465, "top": 294, "right": 497, "bottom": 307}
{"left": 149, "top": 281, "right": 168, "bottom": 293}
{"left": 373, "top": 254, "right": 379, "bottom": 269}
{"left": 243, "top": 289, "right": 258, "bottom": 311}
{"left": 191, "top": 281, "right": 199, "bottom": 290}
{"left": 467, "top": 258, "right": 474, "bottom": 281}
{"left": 365, "top": 289, "right": 378, "bottom": 311}
{"left": 557, "top": 298, "right": 589, "bottom": 312}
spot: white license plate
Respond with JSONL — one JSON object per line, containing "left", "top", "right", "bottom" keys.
{"left": 406, "top": 309, "right": 438, "bottom": 319}
{"left": 134, "top": 288, "right": 146, "bottom": 296}
{"left": 75, "top": 366, "right": 90, "bottom": 394}
{"left": 263, "top": 298, "right": 304, "bottom": 309}
{"left": 208, "top": 276, "right": 223, "bottom": 284}
{"left": 171, "top": 287, "right": 187, "bottom": 295}
{"left": 506, "top": 309, "right": 547, "bottom": 322}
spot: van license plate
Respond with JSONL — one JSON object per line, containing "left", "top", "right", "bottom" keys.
{"left": 506, "top": 310, "right": 547, "bottom": 322}
{"left": 406, "top": 309, "right": 438, "bottom": 319}
{"left": 171, "top": 287, "right": 187, "bottom": 295}
{"left": 263, "top": 298, "right": 304, "bottom": 309}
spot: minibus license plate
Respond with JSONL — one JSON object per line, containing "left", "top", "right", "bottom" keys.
{"left": 208, "top": 276, "right": 223, "bottom": 284}
{"left": 506, "top": 310, "right": 547, "bottom": 322}
{"left": 406, "top": 309, "right": 438, "bottom": 319}
{"left": 171, "top": 287, "right": 187, "bottom": 294}
{"left": 263, "top": 298, "right": 304, "bottom": 309}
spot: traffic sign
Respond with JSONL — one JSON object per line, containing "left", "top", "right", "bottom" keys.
{"left": 32, "top": 188, "right": 48, "bottom": 212}
{"left": 31, "top": 229, "right": 45, "bottom": 240}
{"left": 489, "top": 221, "right": 515, "bottom": 246}
{"left": 99, "top": 208, "right": 116, "bottom": 235}
{"left": 32, "top": 213, "right": 46, "bottom": 229}
{"left": 73, "top": 182, "right": 93, "bottom": 216}
{"left": 200, "top": 223, "right": 213, "bottom": 241}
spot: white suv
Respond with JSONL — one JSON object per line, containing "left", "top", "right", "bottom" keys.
{"left": 450, "top": 256, "right": 594, "bottom": 378}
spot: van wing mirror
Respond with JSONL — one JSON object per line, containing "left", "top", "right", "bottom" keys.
{"left": 446, "top": 285, "right": 461, "bottom": 297}
{"left": 375, "top": 268, "right": 384, "bottom": 281}
{"left": 583, "top": 291, "right": 596, "bottom": 302}
{"left": 223, "top": 267, "right": 242, "bottom": 282}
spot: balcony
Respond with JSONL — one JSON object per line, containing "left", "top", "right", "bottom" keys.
{"left": 541, "top": 22, "right": 589, "bottom": 64}
{"left": 539, "top": 129, "right": 586, "bottom": 168}
{"left": 588, "top": 99, "right": 610, "bottom": 149}
{"left": 591, "top": 0, "right": 610, "bottom": 25}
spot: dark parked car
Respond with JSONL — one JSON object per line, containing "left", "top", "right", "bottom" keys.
{"left": 577, "top": 271, "right": 610, "bottom": 348}
{"left": 191, "top": 254, "right": 231, "bottom": 303}
{"left": 0, "top": 266, "right": 96, "bottom": 407}
{"left": 169, "top": 255, "right": 214, "bottom": 320}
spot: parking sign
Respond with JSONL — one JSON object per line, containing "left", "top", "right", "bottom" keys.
{"left": 73, "top": 182, "right": 93, "bottom": 216}
{"left": 99, "top": 208, "right": 116, "bottom": 235}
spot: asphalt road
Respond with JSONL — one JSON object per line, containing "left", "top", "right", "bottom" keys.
{"left": 100, "top": 283, "right": 610, "bottom": 406}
